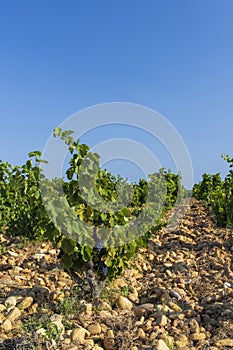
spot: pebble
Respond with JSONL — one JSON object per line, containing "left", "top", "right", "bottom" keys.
{"left": 32, "top": 253, "right": 46, "bottom": 259}
{"left": 36, "top": 328, "right": 47, "bottom": 336}
{"left": 0, "top": 304, "right": 6, "bottom": 312}
{"left": 215, "top": 339, "right": 233, "bottom": 347}
{"left": 83, "top": 303, "right": 92, "bottom": 315}
{"left": 71, "top": 327, "right": 89, "bottom": 342}
{"left": 1, "top": 319, "right": 12, "bottom": 332}
{"left": 6, "top": 307, "right": 21, "bottom": 322}
{"left": 5, "top": 296, "right": 17, "bottom": 308}
{"left": 156, "top": 314, "right": 168, "bottom": 326}
{"left": 115, "top": 296, "right": 133, "bottom": 310}
{"left": 157, "top": 339, "right": 170, "bottom": 350}
{"left": 17, "top": 296, "right": 33, "bottom": 309}
{"left": 87, "top": 323, "right": 102, "bottom": 335}
{"left": 65, "top": 345, "right": 79, "bottom": 350}
{"left": 137, "top": 328, "right": 146, "bottom": 339}
{"left": 189, "top": 332, "right": 206, "bottom": 341}
{"left": 134, "top": 303, "right": 154, "bottom": 317}
{"left": 8, "top": 251, "right": 19, "bottom": 257}
{"left": 103, "top": 337, "right": 114, "bottom": 350}
{"left": 0, "top": 201, "right": 232, "bottom": 349}
{"left": 99, "top": 310, "right": 112, "bottom": 319}
{"left": 168, "top": 301, "right": 182, "bottom": 312}
{"left": 189, "top": 318, "right": 200, "bottom": 333}
{"left": 0, "top": 313, "right": 5, "bottom": 324}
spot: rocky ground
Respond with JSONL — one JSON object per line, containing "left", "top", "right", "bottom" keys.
{"left": 0, "top": 199, "right": 233, "bottom": 350}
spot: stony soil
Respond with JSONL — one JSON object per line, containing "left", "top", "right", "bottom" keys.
{"left": 0, "top": 199, "right": 233, "bottom": 350}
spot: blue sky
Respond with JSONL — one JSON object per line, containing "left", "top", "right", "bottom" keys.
{"left": 0, "top": 0, "right": 233, "bottom": 186}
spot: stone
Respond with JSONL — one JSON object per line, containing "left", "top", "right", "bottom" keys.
{"left": 128, "top": 286, "right": 138, "bottom": 302}
{"left": 83, "top": 303, "right": 92, "bottom": 315}
{"left": 166, "top": 269, "right": 173, "bottom": 277}
{"left": 168, "top": 301, "right": 182, "bottom": 312}
{"left": 8, "top": 250, "right": 18, "bottom": 257}
{"left": 57, "top": 281, "right": 66, "bottom": 288}
{"left": 178, "top": 334, "right": 188, "bottom": 342}
{"left": 150, "top": 332, "right": 158, "bottom": 341}
{"left": 157, "top": 339, "right": 170, "bottom": 350}
{"left": 100, "top": 301, "right": 112, "bottom": 311}
{"left": 156, "top": 314, "right": 168, "bottom": 326}
{"left": 128, "top": 293, "right": 138, "bottom": 302}
{"left": 71, "top": 327, "right": 89, "bottom": 341}
{"left": 12, "top": 319, "right": 23, "bottom": 330}
{"left": 1, "top": 319, "right": 12, "bottom": 332}
{"left": 137, "top": 328, "right": 146, "bottom": 339}
{"left": 5, "top": 296, "right": 17, "bottom": 308}
{"left": 17, "top": 296, "right": 33, "bottom": 310}
{"left": 48, "top": 249, "right": 57, "bottom": 255}
{"left": 0, "top": 313, "right": 5, "bottom": 324}
{"left": 142, "top": 318, "right": 153, "bottom": 331}
{"left": 148, "top": 253, "right": 155, "bottom": 261}
{"left": 131, "top": 269, "right": 143, "bottom": 279}
{"left": 160, "top": 292, "right": 170, "bottom": 303}
{"left": 185, "top": 309, "right": 197, "bottom": 317}
{"left": 134, "top": 303, "right": 154, "bottom": 316}
{"left": 215, "top": 339, "right": 233, "bottom": 347}
{"left": 113, "top": 278, "right": 126, "bottom": 288}
{"left": 175, "top": 334, "right": 189, "bottom": 348}
{"left": 0, "top": 304, "right": 6, "bottom": 312}
{"left": 189, "top": 319, "right": 200, "bottom": 333}
{"left": 50, "top": 314, "right": 63, "bottom": 322}
{"left": 129, "top": 286, "right": 138, "bottom": 295}
{"left": 84, "top": 339, "right": 94, "bottom": 347}
{"left": 65, "top": 345, "right": 79, "bottom": 350}
{"left": 103, "top": 337, "right": 114, "bottom": 350}
{"left": 36, "top": 328, "right": 47, "bottom": 336}
{"left": 107, "top": 330, "right": 114, "bottom": 338}
{"left": 51, "top": 320, "right": 64, "bottom": 333}
{"left": 6, "top": 307, "right": 21, "bottom": 322}
{"left": 157, "top": 304, "right": 170, "bottom": 312}
{"left": 87, "top": 323, "right": 102, "bottom": 335}
{"left": 176, "top": 340, "right": 189, "bottom": 348}
{"left": 115, "top": 296, "right": 133, "bottom": 311}
{"left": 190, "top": 333, "right": 206, "bottom": 341}
{"left": 169, "top": 311, "right": 185, "bottom": 320}
{"left": 99, "top": 310, "right": 112, "bottom": 319}
{"left": 171, "top": 288, "right": 186, "bottom": 298}
{"left": 32, "top": 253, "right": 45, "bottom": 259}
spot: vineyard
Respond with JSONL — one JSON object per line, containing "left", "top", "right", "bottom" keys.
{"left": 193, "top": 154, "right": 233, "bottom": 228}
{"left": 0, "top": 128, "right": 186, "bottom": 285}
{"left": 0, "top": 131, "right": 232, "bottom": 349}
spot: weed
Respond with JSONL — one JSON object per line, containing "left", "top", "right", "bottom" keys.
{"left": 120, "top": 285, "right": 130, "bottom": 297}
{"left": 0, "top": 244, "right": 7, "bottom": 256}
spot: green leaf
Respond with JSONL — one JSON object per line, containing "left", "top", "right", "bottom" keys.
{"left": 81, "top": 245, "right": 92, "bottom": 262}
{"left": 53, "top": 127, "right": 62, "bottom": 136}
{"left": 28, "top": 151, "right": 42, "bottom": 158}
{"left": 61, "top": 254, "right": 72, "bottom": 269}
{"left": 61, "top": 238, "right": 76, "bottom": 254}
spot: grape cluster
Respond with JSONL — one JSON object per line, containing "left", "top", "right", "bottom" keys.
{"left": 93, "top": 246, "right": 108, "bottom": 280}
{"left": 93, "top": 232, "right": 108, "bottom": 280}
{"left": 101, "top": 264, "right": 108, "bottom": 278}
{"left": 57, "top": 249, "right": 64, "bottom": 259}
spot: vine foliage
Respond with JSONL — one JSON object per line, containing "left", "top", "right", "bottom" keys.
{"left": 193, "top": 154, "right": 233, "bottom": 227}
{"left": 0, "top": 128, "right": 184, "bottom": 284}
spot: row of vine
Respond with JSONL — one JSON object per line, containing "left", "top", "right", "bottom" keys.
{"left": 193, "top": 154, "right": 233, "bottom": 227}
{"left": 0, "top": 129, "right": 186, "bottom": 284}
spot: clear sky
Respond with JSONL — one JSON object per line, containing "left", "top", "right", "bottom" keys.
{"left": 0, "top": 0, "right": 233, "bottom": 186}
